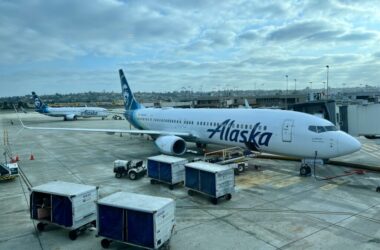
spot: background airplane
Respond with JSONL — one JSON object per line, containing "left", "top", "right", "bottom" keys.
{"left": 32, "top": 91, "right": 109, "bottom": 121}
{"left": 22, "top": 70, "right": 361, "bottom": 176}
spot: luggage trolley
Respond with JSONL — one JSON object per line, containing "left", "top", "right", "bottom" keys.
{"left": 97, "top": 192, "right": 175, "bottom": 249}
{"left": 147, "top": 155, "right": 188, "bottom": 190}
{"left": 30, "top": 181, "right": 98, "bottom": 240}
{"left": 185, "top": 161, "right": 235, "bottom": 204}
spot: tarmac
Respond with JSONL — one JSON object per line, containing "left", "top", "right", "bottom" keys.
{"left": 1, "top": 111, "right": 380, "bottom": 250}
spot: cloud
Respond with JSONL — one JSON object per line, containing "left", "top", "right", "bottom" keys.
{"left": 1, "top": 0, "right": 380, "bottom": 97}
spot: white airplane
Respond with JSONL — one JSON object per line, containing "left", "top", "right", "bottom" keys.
{"left": 32, "top": 91, "right": 109, "bottom": 121}
{"left": 22, "top": 70, "right": 361, "bottom": 176}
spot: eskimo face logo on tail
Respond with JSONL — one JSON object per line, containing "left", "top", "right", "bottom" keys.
{"left": 207, "top": 119, "right": 273, "bottom": 149}
{"left": 34, "top": 98, "right": 41, "bottom": 109}
{"left": 123, "top": 85, "right": 132, "bottom": 107}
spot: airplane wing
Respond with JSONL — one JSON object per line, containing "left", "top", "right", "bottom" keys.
{"left": 19, "top": 119, "right": 191, "bottom": 137}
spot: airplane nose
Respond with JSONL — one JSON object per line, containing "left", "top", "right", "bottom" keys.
{"left": 337, "top": 132, "right": 361, "bottom": 155}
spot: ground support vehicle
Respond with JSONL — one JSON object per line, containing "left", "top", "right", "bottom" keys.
{"left": 113, "top": 160, "right": 146, "bottom": 180}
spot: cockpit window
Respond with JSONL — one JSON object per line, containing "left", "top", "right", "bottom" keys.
{"left": 324, "top": 126, "right": 337, "bottom": 131}
{"left": 317, "top": 126, "right": 326, "bottom": 133}
{"left": 309, "top": 125, "right": 337, "bottom": 133}
{"left": 308, "top": 126, "right": 317, "bottom": 132}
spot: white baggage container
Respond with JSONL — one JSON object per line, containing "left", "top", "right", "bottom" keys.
{"left": 147, "top": 154, "right": 188, "bottom": 189}
{"left": 97, "top": 192, "right": 175, "bottom": 249}
{"left": 30, "top": 181, "right": 98, "bottom": 240}
{"left": 185, "top": 161, "right": 235, "bottom": 204}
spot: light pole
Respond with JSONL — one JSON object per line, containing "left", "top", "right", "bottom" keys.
{"left": 294, "top": 78, "right": 297, "bottom": 91}
{"left": 326, "top": 65, "right": 329, "bottom": 99}
{"left": 309, "top": 81, "right": 312, "bottom": 100}
{"left": 322, "top": 82, "right": 326, "bottom": 99}
{"left": 285, "top": 75, "right": 288, "bottom": 109}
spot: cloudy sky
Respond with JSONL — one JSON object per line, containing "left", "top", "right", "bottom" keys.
{"left": 1, "top": 0, "right": 380, "bottom": 97}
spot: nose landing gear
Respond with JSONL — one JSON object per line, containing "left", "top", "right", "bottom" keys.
{"left": 299, "top": 164, "right": 312, "bottom": 177}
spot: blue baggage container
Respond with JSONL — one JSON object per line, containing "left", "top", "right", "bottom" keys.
{"left": 185, "top": 161, "right": 235, "bottom": 204}
{"left": 30, "top": 181, "right": 98, "bottom": 240}
{"left": 147, "top": 155, "right": 188, "bottom": 189}
{"left": 97, "top": 192, "right": 175, "bottom": 249}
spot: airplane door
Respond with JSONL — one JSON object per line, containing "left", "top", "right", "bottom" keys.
{"left": 282, "top": 120, "right": 294, "bottom": 142}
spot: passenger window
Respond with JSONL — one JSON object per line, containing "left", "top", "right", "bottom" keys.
{"left": 237, "top": 124, "right": 239, "bottom": 128}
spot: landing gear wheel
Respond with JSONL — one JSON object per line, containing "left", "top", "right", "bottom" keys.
{"left": 225, "top": 194, "right": 232, "bottom": 200}
{"left": 187, "top": 190, "right": 194, "bottom": 196}
{"left": 37, "top": 222, "right": 45, "bottom": 232}
{"left": 69, "top": 230, "right": 78, "bottom": 240}
{"left": 211, "top": 197, "right": 218, "bottom": 205}
{"left": 115, "top": 172, "right": 122, "bottom": 178}
{"left": 376, "top": 186, "right": 380, "bottom": 192}
{"left": 169, "top": 185, "right": 174, "bottom": 190}
{"left": 128, "top": 172, "right": 137, "bottom": 180}
{"left": 150, "top": 179, "right": 157, "bottom": 184}
{"left": 196, "top": 142, "right": 206, "bottom": 148}
{"left": 101, "top": 239, "right": 111, "bottom": 249}
{"left": 300, "top": 166, "right": 311, "bottom": 177}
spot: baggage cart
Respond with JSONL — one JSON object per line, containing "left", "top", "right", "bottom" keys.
{"left": 147, "top": 155, "right": 188, "bottom": 189}
{"left": 30, "top": 181, "right": 98, "bottom": 240}
{"left": 97, "top": 192, "right": 175, "bottom": 249}
{"left": 185, "top": 161, "right": 235, "bottom": 204}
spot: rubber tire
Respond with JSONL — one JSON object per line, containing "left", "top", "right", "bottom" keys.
{"left": 150, "top": 179, "right": 157, "bottom": 184}
{"left": 211, "top": 197, "right": 218, "bottom": 205}
{"left": 300, "top": 166, "right": 309, "bottom": 176}
{"left": 187, "top": 190, "right": 194, "bottom": 196}
{"left": 237, "top": 165, "right": 244, "bottom": 173}
{"left": 37, "top": 222, "right": 45, "bottom": 232}
{"left": 101, "top": 239, "right": 110, "bottom": 249}
{"left": 69, "top": 230, "right": 78, "bottom": 241}
{"left": 115, "top": 172, "right": 122, "bottom": 178}
{"left": 376, "top": 186, "right": 380, "bottom": 192}
{"left": 225, "top": 194, "right": 232, "bottom": 200}
{"left": 129, "top": 172, "right": 137, "bottom": 180}
{"left": 169, "top": 185, "right": 174, "bottom": 190}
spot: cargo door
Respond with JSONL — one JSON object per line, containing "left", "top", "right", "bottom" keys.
{"left": 126, "top": 210, "right": 154, "bottom": 248}
{"left": 200, "top": 170, "right": 216, "bottom": 196}
{"left": 159, "top": 162, "right": 172, "bottom": 182}
{"left": 98, "top": 204, "right": 124, "bottom": 241}
{"left": 282, "top": 120, "right": 294, "bottom": 142}
{"left": 52, "top": 195, "right": 73, "bottom": 227}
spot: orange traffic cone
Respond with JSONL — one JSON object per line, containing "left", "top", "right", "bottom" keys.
{"left": 30, "top": 154, "right": 35, "bottom": 160}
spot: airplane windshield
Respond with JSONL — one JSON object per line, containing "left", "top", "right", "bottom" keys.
{"left": 308, "top": 125, "right": 337, "bottom": 133}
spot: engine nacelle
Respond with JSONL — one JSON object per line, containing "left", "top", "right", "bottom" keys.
{"left": 154, "top": 135, "right": 187, "bottom": 155}
{"left": 64, "top": 114, "right": 77, "bottom": 121}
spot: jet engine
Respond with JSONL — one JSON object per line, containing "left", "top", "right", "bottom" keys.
{"left": 64, "top": 114, "right": 77, "bottom": 121}
{"left": 154, "top": 135, "right": 187, "bottom": 155}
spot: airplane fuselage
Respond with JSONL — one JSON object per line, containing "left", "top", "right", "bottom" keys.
{"left": 130, "top": 108, "right": 360, "bottom": 159}
{"left": 39, "top": 107, "right": 109, "bottom": 119}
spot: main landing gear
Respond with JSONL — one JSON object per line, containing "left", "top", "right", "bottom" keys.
{"left": 299, "top": 164, "right": 312, "bottom": 177}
